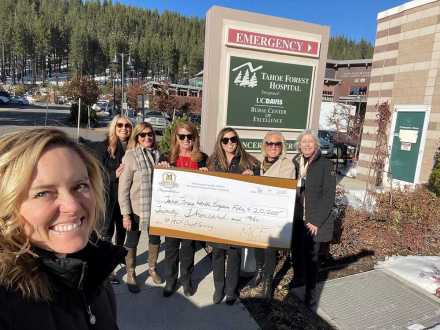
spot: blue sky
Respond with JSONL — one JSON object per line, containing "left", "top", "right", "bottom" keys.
{"left": 117, "top": 0, "right": 409, "bottom": 43}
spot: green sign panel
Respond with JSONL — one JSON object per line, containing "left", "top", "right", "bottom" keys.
{"left": 227, "top": 56, "right": 313, "bottom": 130}
{"left": 241, "top": 138, "right": 297, "bottom": 153}
{"left": 390, "top": 111, "right": 425, "bottom": 183}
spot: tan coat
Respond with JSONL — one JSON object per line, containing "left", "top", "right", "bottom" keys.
{"left": 118, "top": 148, "right": 155, "bottom": 228}
{"left": 261, "top": 155, "right": 296, "bottom": 179}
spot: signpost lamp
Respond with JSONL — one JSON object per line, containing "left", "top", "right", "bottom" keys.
{"left": 112, "top": 53, "right": 133, "bottom": 116}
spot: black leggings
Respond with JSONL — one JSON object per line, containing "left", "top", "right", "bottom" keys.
{"left": 164, "top": 237, "right": 195, "bottom": 284}
{"left": 124, "top": 214, "right": 160, "bottom": 249}
{"left": 292, "top": 217, "right": 320, "bottom": 291}
{"left": 100, "top": 202, "right": 126, "bottom": 246}
{"left": 212, "top": 247, "right": 241, "bottom": 297}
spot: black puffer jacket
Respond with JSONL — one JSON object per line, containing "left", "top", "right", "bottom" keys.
{"left": 0, "top": 240, "right": 126, "bottom": 330}
{"left": 293, "top": 151, "right": 336, "bottom": 242}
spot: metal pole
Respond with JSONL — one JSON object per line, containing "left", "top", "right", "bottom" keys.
{"left": 1, "top": 42, "right": 4, "bottom": 82}
{"left": 87, "top": 105, "right": 90, "bottom": 129}
{"left": 121, "top": 53, "right": 124, "bottom": 116}
{"left": 141, "top": 94, "right": 145, "bottom": 122}
{"left": 113, "top": 74, "right": 116, "bottom": 115}
{"left": 44, "top": 96, "right": 48, "bottom": 127}
{"left": 77, "top": 98, "right": 81, "bottom": 142}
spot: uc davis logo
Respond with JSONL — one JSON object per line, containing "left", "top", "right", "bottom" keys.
{"left": 232, "top": 62, "right": 263, "bottom": 88}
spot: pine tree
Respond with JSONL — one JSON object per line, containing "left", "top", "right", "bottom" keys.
{"left": 234, "top": 71, "right": 242, "bottom": 84}
{"left": 248, "top": 73, "right": 257, "bottom": 88}
{"left": 240, "top": 69, "right": 250, "bottom": 87}
{"left": 0, "top": 1, "right": 373, "bottom": 83}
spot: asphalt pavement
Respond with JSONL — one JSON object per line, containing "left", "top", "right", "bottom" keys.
{"left": 0, "top": 104, "right": 108, "bottom": 141}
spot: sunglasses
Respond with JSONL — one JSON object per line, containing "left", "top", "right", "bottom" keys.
{"left": 265, "top": 141, "right": 282, "bottom": 147}
{"left": 116, "top": 123, "right": 132, "bottom": 129}
{"left": 139, "top": 132, "right": 154, "bottom": 138}
{"left": 221, "top": 136, "right": 238, "bottom": 145}
{"left": 177, "top": 134, "right": 193, "bottom": 141}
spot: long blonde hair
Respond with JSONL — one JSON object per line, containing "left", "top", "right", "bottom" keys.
{"left": 106, "top": 115, "right": 133, "bottom": 157}
{"left": 0, "top": 128, "right": 105, "bottom": 301}
{"left": 169, "top": 121, "right": 203, "bottom": 165}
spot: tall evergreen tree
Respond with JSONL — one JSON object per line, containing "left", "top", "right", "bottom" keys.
{"left": 0, "top": 1, "right": 373, "bottom": 83}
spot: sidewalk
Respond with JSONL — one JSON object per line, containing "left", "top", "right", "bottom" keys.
{"left": 113, "top": 233, "right": 260, "bottom": 330}
{"left": 292, "top": 269, "right": 440, "bottom": 329}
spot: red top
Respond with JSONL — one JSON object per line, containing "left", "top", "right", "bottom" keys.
{"left": 176, "top": 156, "right": 198, "bottom": 169}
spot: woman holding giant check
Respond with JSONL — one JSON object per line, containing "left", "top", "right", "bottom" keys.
{"left": 118, "top": 122, "right": 163, "bottom": 293}
{"left": 159, "top": 121, "right": 208, "bottom": 298}
{"left": 207, "top": 127, "right": 260, "bottom": 305}
{"left": 252, "top": 131, "right": 296, "bottom": 300}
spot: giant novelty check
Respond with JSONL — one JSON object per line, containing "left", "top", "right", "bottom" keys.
{"left": 149, "top": 168, "right": 296, "bottom": 248}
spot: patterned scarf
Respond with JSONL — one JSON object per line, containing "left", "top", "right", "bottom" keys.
{"left": 261, "top": 157, "right": 278, "bottom": 174}
{"left": 297, "top": 152, "right": 317, "bottom": 222}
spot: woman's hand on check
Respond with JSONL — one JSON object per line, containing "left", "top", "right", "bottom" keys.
{"left": 157, "top": 161, "right": 170, "bottom": 168}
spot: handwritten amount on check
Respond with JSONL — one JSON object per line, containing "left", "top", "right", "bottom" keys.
{"left": 156, "top": 195, "right": 286, "bottom": 218}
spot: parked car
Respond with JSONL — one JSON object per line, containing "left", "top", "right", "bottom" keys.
{"left": 92, "top": 100, "right": 109, "bottom": 112}
{"left": 9, "top": 96, "right": 29, "bottom": 105}
{"left": 318, "top": 130, "right": 357, "bottom": 162}
{"left": 0, "top": 96, "right": 10, "bottom": 104}
{"left": 319, "top": 135, "right": 335, "bottom": 157}
{"left": 144, "top": 110, "right": 170, "bottom": 133}
{"left": 189, "top": 113, "right": 201, "bottom": 125}
{"left": 0, "top": 90, "right": 10, "bottom": 98}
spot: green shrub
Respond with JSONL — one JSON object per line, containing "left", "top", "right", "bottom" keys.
{"left": 372, "top": 186, "right": 440, "bottom": 225}
{"left": 158, "top": 115, "right": 189, "bottom": 154}
{"left": 69, "top": 103, "right": 97, "bottom": 127}
{"left": 429, "top": 150, "right": 440, "bottom": 196}
{"left": 13, "top": 84, "right": 27, "bottom": 96}
{"left": 331, "top": 186, "right": 440, "bottom": 258}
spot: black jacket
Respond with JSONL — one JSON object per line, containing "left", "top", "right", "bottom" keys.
{"left": 0, "top": 240, "right": 126, "bottom": 330}
{"left": 209, "top": 153, "right": 260, "bottom": 176}
{"left": 85, "top": 139, "right": 126, "bottom": 217}
{"left": 293, "top": 151, "right": 336, "bottom": 242}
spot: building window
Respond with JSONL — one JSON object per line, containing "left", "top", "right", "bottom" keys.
{"left": 322, "top": 90, "right": 334, "bottom": 101}
{"left": 349, "top": 86, "right": 368, "bottom": 95}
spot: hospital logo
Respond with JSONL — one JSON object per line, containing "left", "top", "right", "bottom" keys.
{"left": 160, "top": 172, "right": 178, "bottom": 188}
{"left": 232, "top": 62, "right": 262, "bottom": 88}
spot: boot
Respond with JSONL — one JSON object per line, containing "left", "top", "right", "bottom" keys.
{"left": 182, "top": 280, "right": 195, "bottom": 297}
{"left": 253, "top": 277, "right": 272, "bottom": 300}
{"left": 262, "top": 278, "right": 272, "bottom": 300}
{"left": 125, "top": 248, "right": 140, "bottom": 294}
{"left": 109, "top": 271, "right": 120, "bottom": 285}
{"left": 148, "top": 243, "right": 164, "bottom": 284}
{"left": 304, "top": 286, "right": 318, "bottom": 310}
{"left": 252, "top": 268, "right": 264, "bottom": 288}
{"left": 163, "top": 280, "right": 177, "bottom": 297}
{"left": 213, "top": 289, "right": 225, "bottom": 304}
